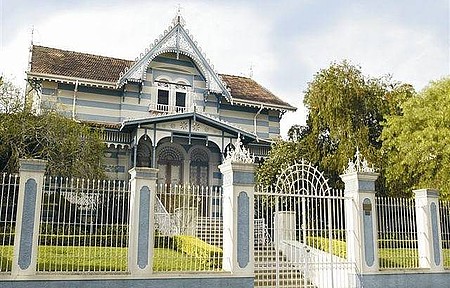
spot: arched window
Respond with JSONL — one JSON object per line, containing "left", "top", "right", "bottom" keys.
{"left": 157, "top": 145, "right": 183, "bottom": 185}
{"left": 136, "top": 136, "right": 152, "bottom": 167}
{"left": 189, "top": 147, "right": 209, "bottom": 186}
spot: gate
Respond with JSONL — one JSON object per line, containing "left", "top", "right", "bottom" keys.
{"left": 254, "top": 160, "right": 359, "bottom": 288}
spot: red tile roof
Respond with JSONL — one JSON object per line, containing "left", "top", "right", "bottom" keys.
{"left": 29, "top": 45, "right": 295, "bottom": 110}
{"left": 30, "top": 46, "right": 132, "bottom": 83}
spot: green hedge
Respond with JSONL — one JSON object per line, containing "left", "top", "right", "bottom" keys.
{"left": 173, "top": 235, "right": 222, "bottom": 268}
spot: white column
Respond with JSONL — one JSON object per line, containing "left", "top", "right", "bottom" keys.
{"left": 218, "top": 158, "right": 255, "bottom": 276}
{"left": 12, "top": 159, "right": 47, "bottom": 277}
{"left": 340, "top": 169, "right": 380, "bottom": 273}
{"left": 128, "top": 167, "right": 159, "bottom": 275}
{"left": 414, "top": 189, "right": 444, "bottom": 271}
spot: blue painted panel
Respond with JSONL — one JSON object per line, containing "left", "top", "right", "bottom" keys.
{"left": 76, "top": 113, "right": 121, "bottom": 123}
{"left": 121, "top": 104, "right": 150, "bottom": 112}
{"left": 363, "top": 198, "right": 375, "bottom": 267}
{"left": 269, "top": 126, "right": 280, "bottom": 134}
{"left": 19, "top": 179, "right": 37, "bottom": 270}
{"left": 213, "top": 172, "right": 222, "bottom": 179}
{"left": 257, "top": 132, "right": 269, "bottom": 139}
{"left": 58, "top": 83, "right": 122, "bottom": 97}
{"left": 233, "top": 172, "right": 254, "bottom": 185}
{"left": 77, "top": 99, "right": 120, "bottom": 110}
{"left": 359, "top": 181, "right": 375, "bottom": 191}
{"left": 237, "top": 191, "right": 249, "bottom": 268}
{"left": 361, "top": 273, "right": 450, "bottom": 288}
{"left": 58, "top": 97, "right": 121, "bottom": 110}
{"left": 138, "top": 186, "right": 150, "bottom": 269}
{"left": 0, "top": 277, "right": 254, "bottom": 288}
{"left": 268, "top": 115, "right": 280, "bottom": 122}
{"left": 220, "top": 104, "right": 260, "bottom": 114}
{"left": 431, "top": 202, "right": 440, "bottom": 266}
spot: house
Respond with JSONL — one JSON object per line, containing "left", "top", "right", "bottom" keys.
{"left": 25, "top": 13, "right": 296, "bottom": 185}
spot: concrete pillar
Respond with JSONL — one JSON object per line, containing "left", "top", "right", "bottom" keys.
{"left": 218, "top": 160, "right": 255, "bottom": 276}
{"left": 414, "top": 189, "right": 444, "bottom": 271}
{"left": 128, "top": 167, "right": 159, "bottom": 275}
{"left": 12, "top": 159, "right": 47, "bottom": 277}
{"left": 340, "top": 170, "right": 380, "bottom": 273}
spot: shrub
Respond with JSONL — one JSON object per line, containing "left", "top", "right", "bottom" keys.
{"left": 173, "top": 235, "right": 222, "bottom": 268}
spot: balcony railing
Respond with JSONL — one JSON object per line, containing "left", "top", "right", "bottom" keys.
{"left": 149, "top": 103, "right": 191, "bottom": 114}
{"left": 101, "top": 130, "right": 132, "bottom": 144}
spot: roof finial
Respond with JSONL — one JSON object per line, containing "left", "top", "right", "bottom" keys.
{"left": 172, "top": 4, "right": 186, "bottom": 26}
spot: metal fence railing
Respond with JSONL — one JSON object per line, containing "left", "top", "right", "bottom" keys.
{"left": 0, "top": 173, "right": 19, "bottom": 273}
{"left": 37, "top": 176, "right": 130, "bottom": 273}
{"left": 439, "top": 199, "right": 450, "bottom": 269}
{"left": 154, "top": 184, "right": 223, "bottom": 272}
{"left": 376, "top": 197, "right": 419, "bottom": 269}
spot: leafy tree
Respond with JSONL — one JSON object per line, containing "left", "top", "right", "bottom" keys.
{"left": 257, "top": 61, "right": 414, "bottom": 192}
{"left": 0, "top": 78, "right": 106, "bottom": 178}
{"left": 0, "top": 76, "right": 24, "bottom": 114}
{"left": 382, "top": 77, "right": 450, "bottom": 198}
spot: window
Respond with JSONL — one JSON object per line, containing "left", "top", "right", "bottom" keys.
{"left": 175, "top": 92, "right": 186, "bottom": 107}
{"left": 157, "top": 90, "right": 169, "bottom": 105}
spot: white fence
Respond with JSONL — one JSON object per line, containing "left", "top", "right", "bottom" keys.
{"left": 376, "top": 197, "right": 419, "bottom": 269}
{"left": 0, "top": 173, "right": 19, "bottom": 273}
{"left": 254, "top": 182, "right": 355, "bottom": 288}
{"left": 38, "top": 177, "right": 130, "bottom": 272}
{"left": 440, "top": 199, "right": 450, "bottom": 269}
{"left": 154, "top": 184, "right": 223, "bottom": 272}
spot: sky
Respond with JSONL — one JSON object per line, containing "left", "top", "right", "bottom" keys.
{"left": 1, "top": 0, "right": 449, "bottom": 137}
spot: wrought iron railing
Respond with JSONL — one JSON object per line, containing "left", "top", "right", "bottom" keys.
{"left": 154, "top": 184, "right": 223, "bottom": 272}
{"left": 0, "top": 173, "right": 19, "bottom": 273}
{"left": 376, "top": 197, "right": 419, "bottom": 269}
{"left": 37, "top": 176, "right": 130, "bottom": 273}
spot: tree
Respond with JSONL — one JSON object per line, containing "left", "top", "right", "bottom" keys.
{"left": 0, "top": 78, "right": 106, "bottom": 178}
{"left": 382, "top": 77, "right": 450, "bottom": 199}
{"left": 257, "top": 61, "right": 414, "bottom": 191}
{"left": 0, "top": 76, "right": 24, "bottom": 114}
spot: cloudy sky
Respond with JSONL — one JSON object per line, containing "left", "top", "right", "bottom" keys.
{"left": 1, "top": 0, "right": 449, "bottom": 137}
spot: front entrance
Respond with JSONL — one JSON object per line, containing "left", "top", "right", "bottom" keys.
{"left": 254, "top": 160, "right": 359, "bottom": 288}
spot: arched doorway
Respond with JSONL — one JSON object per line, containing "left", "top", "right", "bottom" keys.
{"left": 189, "top": 147, "right": 209, "bottom": 186}
{"left": 157, "top": 144, "right": 184, "bottom": 185}
{"left": 136, "top": 136, "right": 152, "bottom": 168}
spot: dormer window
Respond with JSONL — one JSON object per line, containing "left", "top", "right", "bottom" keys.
{"left": 150, "top": 77, "right": 191, "bottom": 114}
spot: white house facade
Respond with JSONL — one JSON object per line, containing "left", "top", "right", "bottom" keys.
{"left": 26, "top": 13, "right": 296, "bottom": 185}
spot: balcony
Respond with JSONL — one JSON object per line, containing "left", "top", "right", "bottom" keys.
{"left": 148, "top": 103, "right": 192, "bottom": 114}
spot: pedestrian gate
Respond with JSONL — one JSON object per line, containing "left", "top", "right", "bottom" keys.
{"left": 254, "top": 160, "right": 359, "bottom": 288}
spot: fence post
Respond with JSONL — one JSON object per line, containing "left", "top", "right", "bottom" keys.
{"left": 414, "top": 189, "right": 444, "bottom": 271}
{"left": 128, "top": 167, "right": 159, "bottom": 275}
{"left": 340, "top": 151, "right": 379, "bottom": 274}
{"left": 11, "top": 159, "right": 47, "bottom": 277}
{"left": 218, "top": 138, "right": 255, "bottom": 276}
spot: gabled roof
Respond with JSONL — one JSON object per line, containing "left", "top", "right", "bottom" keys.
{"left": 120, "top": 111, "right": 271, "bottom": 144}
{"left": 117, "top": 14, "right": 232, "bottom": 101}
{"left": 28, "top": 45, "right": 296, "bottom": 111}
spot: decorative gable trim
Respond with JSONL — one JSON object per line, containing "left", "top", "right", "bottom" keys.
{"left": 117, "top": 14, "right": 232, "bottom": 101}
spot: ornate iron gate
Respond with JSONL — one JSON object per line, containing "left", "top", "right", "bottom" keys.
{"left": 254, "top": 160, "right": 359, "bottom": 288}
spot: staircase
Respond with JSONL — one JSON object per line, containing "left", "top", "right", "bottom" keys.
{"left": 254, "top": 244, "right": 315, "bottom": 288}
{"left": 196, "top": 217, "right": 223, "bottom": 247}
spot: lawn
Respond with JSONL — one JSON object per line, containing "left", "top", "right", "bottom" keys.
{"left": 0, "top": 246, "right": 220, "bottom": 272}
{"left": 305, "top": 236, "right": 450, "bottom": 269}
